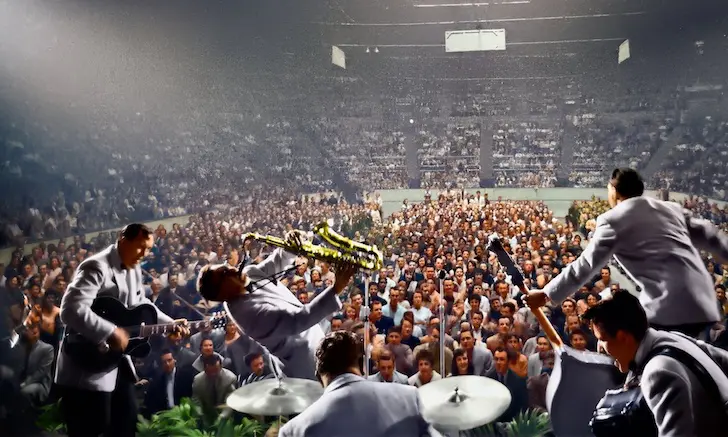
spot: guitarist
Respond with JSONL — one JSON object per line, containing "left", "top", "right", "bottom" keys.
{"left": 55, "top": 223, "right": 190, "bottom": 437}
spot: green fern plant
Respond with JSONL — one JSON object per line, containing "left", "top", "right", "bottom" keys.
{"left": 465, "top": 409, "right": 551, "bottom": 437}
{"left": 502, "top": 410, "right": 552, "bottom": 437}
{"left": 36, "top": 399, "right": 66, "bottom": 433}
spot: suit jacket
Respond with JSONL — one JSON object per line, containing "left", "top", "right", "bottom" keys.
{"left": 55, "top": 244, "right": 175, "bottom": 392}
{"left": 543, "top": 196, "right": 727, "bottom": 326}
{"left": 279, "top": 373, "right": 441, "bottom": 437}
{"left": 633, "top": 328, "right": 728, "bottom": 437}
{"left": 191, "top": 368, "right": 237, "bottom": 413}
{"left": 485, "top": 368, "right": 529, "bottom": 422}
{"left": 367, "top": 371, "right": 409, "bottom": 384}
{"left": 144, "top": 366, "right": 195, "bottom": 416}
{"left": 22, "top": 339, "right": 55, "bottom": 400}
{"left": 225, "top": 249, "right": 341, "bottom": 380}
{"left": 469, "top": 345, "right": 494, "bottom": 376}
{"left": 527, "top": 353, "right": 543, "bottom": 378}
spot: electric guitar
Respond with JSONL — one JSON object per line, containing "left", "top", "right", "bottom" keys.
{"left": 63, "top": 296, "right": 226, "bottom": 373}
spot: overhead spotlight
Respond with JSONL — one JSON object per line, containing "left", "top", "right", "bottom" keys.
{"left": 366, "top": 47, "right": 370, "bottom": 53}
{"left": 374, "top": 47, "right": 379, "bottom": 53}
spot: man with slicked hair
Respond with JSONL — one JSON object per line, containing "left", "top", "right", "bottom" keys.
{"left": 278, "top": 331, "right": 441, "bottom": 437}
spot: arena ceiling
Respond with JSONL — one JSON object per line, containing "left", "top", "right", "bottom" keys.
{"left": 311, "top": 0, "right": 728, "bottom": 81}
{"left": 2, "top": 0, "right": 728, "bottom": 122}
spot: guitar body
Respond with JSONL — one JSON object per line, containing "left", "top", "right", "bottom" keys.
{"left": 546, "top": 346, "right": 623, "bottom": 437}
{"left": 64, "top": 296, "right": 158, "bottom": 374}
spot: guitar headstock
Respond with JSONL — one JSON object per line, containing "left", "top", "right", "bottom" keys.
{"left": 486, "top": 233, "right": 525, "bottom": 287}
{"left": 207, "top": 311, "right": 229, "bottom": 333}
{"left": 486, "top": 233, "right": 504, "bottom": 253}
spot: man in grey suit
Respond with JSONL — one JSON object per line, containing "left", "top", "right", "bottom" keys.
{"left": 527, "top": 334, "right": 552, "bottom": 377}
{"left": 55, "top": 224, "right": 189, "bottom": 437}
{"left": 367, "top": 350, "right": 409, "bottom": 384}
{"left": 0, "top": 323, "right": 54, "bottom": 414}
{"left": 196, "top": 233, "right": 357, "bottom": 380}
{"left": 458, "top": 329, "right": 494, "bottom": 376}
{"left": 526, "top": 168, "right": 728, "bottom": 337}
{"left": 584, "top": 290, "right": 728, "bottom": 436}
{"left": 279, "top": 331, "right": 441, "bottom": 437}
{"left": 191, "top": 354, "right": 237, "bottom": 417}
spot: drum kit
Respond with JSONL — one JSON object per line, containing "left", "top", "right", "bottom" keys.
{"left": 226, "top": 374, "right": 512, "bottom": 434}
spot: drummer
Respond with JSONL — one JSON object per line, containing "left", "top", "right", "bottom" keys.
{"left": 278, "top": 331, "right": 441, "bottom": 437}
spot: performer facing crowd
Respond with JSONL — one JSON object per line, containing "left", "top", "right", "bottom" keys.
{"left": 196, "top": 231, "right": 357, "bottom": 380}
{"left": 525, "top": 168, "right": 728, "bottom": 337}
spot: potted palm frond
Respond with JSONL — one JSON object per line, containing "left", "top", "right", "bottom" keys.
{"left": 38, "top": 397, "right": 270, "bottom": 437}
{"left": 465, "top": 409, "right": 552, "bottom": 437}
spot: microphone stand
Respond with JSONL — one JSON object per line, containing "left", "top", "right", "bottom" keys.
{"left": 438, "top": 270, "right": 447, "bottom": 378}
{"left": 363, "top": 273, "right": 371, "bottom": 378}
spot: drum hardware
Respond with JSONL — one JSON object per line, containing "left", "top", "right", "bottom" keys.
{"left": 418, "top": 375, "right": 512, "bottom": 432}
{"left": 226, "top": 377, "right": 324, "bottom": 416}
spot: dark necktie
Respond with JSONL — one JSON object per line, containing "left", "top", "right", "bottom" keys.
{"left": 210, "top": 378, "right": 218, "bottom": 404}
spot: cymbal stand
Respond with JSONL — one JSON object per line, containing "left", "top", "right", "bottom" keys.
{"left": 363, "top": 274, "right": 371, "bottom": 378}
{"left": 438, "top": 272, "right": 446, "bottom": 378}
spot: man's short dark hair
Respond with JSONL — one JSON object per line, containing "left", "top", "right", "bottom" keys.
{"left": 196, "top": 264, "right": 223, "bottom": 301}
{"left": 159, "top": 348, "right": 173, "bottom": 357}
{"left": 610, "top": 168, "right": 645, "bottom": 199}
{"left": 415, "top": 349, "right": 434, "bottom": 365}
{"left": 315, "top": 331, "right": 362, "bottom": 379}
{"left": 501, "top": 302, "right": 516, "bottom": 313}
{"left": 387, "top": 325, "right": 402, "bottom": 336}
{"left": 582, "top": 290, "right": 649, "bottom": 342}
{"left": 202, "top": 354, "right": 222, "bottom": 367}
{"left": 119, "top": 223, "right": 153, "bottom": 241}
{"left": 244, "top": 352, "right": 263, "bottom": 367}
{"left": 377, "top": 350, "right": 394, "bottom": 363}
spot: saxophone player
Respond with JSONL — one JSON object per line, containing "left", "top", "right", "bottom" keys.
{"left": 196, "top": 231, "right": 357, "bottom": 380}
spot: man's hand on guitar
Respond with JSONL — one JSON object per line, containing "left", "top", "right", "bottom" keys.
{"left": 108, "top": 327, "right": 130, "bottom": 352}
{"left": 173, "top": 319, "right": 191, "bottom": 337}
{"left": 522, "top": 290, "right": 549, "bottom": 309}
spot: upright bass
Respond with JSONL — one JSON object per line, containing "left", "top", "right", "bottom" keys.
{"left": 487, "top": 234, "right": 621, "bottom": 437}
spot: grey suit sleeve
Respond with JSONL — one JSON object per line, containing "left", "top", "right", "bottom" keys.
{"left": 642, "top": 357, "right": 696, "bottom": 437}
{"left": 685, "top": 212, "right": 728, "bottom": 263}
{"left": 543, "top": 216, "right": 618, "bottom": 303}
{"left": 482, "top": 349, "right": 494, "bottom": 376}
{"left": 237, "top": 286, "right": 342, "bottom": 340}
{"left": 60, "top": 260, "right": 117, "bottom": 344}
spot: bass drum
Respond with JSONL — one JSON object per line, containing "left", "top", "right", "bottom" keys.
{"left": 546, "top": 346, "right": 624, "bottom": 437}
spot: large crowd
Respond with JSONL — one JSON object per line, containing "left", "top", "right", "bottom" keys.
{"left": 2, "top": 74, "right": 726, "bottom": 249}
{"left": 4, "top": 185, "right": 727, "bottom": 435}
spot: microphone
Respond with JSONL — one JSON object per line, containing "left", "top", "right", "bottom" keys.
{"left": 438, "top": 269, "right": 447, "bottom": 281}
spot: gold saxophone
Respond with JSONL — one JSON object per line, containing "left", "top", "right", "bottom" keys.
{"left": 242, "top": 222, "right": 383, "bottom": 271}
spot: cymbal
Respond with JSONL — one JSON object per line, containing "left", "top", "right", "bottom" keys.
{"left": 418, "top": 375, "right": 512, "bottom": 431}
{"left": 226, "top": 378, "right": 324, "bottom": 416}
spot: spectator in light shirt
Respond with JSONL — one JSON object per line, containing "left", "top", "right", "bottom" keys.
{"left": 382, "top": 288, "right": 406, "bottom": 326}
{"left": 409, "top": 290, "right": 432, "bottom": 337}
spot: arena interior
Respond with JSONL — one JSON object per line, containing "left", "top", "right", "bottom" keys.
{"left": 1, "top": 0, "right": 728, "bottom": 435}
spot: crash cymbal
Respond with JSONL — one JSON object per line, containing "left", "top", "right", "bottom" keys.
{"left": 418, "top": 375, "right": 512, "bottom": 431}
{"left": 226, "top": 377, "right": 324, "bottom": 416}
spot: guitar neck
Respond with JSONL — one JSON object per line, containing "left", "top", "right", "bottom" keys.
{"left": 137, "top": 319, "right": 210, "bottom": 337}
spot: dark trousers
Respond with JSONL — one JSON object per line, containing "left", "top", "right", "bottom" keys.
{"left": 61, "top": 369, "right": 138, "bottom": 437}
{"left": 650, "top": 322, "right": 714, "bottom": 339}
